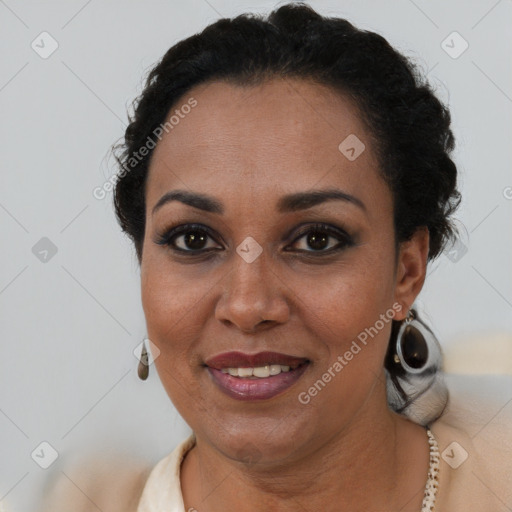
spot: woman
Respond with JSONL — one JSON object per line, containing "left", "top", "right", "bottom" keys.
{"left": 111, "top": 3, "right": 511, "bottom": 511}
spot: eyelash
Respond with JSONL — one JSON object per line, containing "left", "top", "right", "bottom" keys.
{"left": 154, "top": 222, "right": 355, "bottom": 257}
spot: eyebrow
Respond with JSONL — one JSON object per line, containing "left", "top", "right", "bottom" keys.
{"left": 151, "top": 187, "right": 366, "bottom": 216}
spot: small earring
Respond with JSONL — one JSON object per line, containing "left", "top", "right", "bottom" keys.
{"left": 138, "top": 339, "right": 149, "bottom": 381}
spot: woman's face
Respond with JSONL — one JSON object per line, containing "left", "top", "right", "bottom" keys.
{"left": 141, "top": 78, "right": 426, "bottom": 464}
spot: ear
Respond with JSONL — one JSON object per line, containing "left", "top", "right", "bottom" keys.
{"left": 393, "top": 226, "right": 429, "bottom": 321}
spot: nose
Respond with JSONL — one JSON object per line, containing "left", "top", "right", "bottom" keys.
{"left": 214, "top": 248, "right": 290, "bottom": 333}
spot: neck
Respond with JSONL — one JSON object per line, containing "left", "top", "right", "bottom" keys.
{"left": 181, "top": 381, "right": 430, "bottom": 512}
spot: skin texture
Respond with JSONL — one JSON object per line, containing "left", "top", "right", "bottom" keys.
{"left": 140, "top": 78, "right": 431, "bottom": 511}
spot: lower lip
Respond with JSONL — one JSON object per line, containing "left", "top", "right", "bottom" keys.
{"left": 207, "top": 363, "right": 310, "bottom": 401}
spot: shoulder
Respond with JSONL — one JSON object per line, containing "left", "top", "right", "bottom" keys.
{"left": 39, "top": 452, "right": 153, "bottom": 512}
{"left": 136, "top": 433, "right": 196, "bottom": 512}
{"left": 430, "top": 374, "right": 512, "bottom": 510}
{"left": 36, "top": 433, "right": 196, "bottom": 512}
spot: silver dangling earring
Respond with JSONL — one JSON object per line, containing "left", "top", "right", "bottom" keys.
{"left": 395, "top": 309, "right": 432, "bottom": 372}
{"left": 386, "top": 308, "right": 449, "bottom": 426}
{"left": 138, "top": 339, "right": 149, "bottom": 381}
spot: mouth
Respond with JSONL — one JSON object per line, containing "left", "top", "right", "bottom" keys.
{"left": 204, "top": 351, "right": 311, "bottom": 401}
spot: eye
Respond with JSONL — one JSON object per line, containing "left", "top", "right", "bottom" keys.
{"left": 287, "top": 223, "right": 354, "bottom": 253}
{"left": 155, "top": 222, "right": 354, "bottom": 256}
{"left": 155, "top": 223, "right": 222, "bottom": 253}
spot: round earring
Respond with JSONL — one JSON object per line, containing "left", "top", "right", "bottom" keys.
{"left": 395, "top": 309, "right": 431, "bottom": 373}
{"left": 138, "top": 339, "right": 149, "bottom": 381}
{"left": 386, "top": 307, "right": 448, "bottom": 426}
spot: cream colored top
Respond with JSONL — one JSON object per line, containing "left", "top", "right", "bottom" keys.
{"left": 136, "top": 396, "right": 512, "bottom": 511}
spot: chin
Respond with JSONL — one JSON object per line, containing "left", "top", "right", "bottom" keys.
{"left": 203, "top": 413, "right": 316, "bottom": 466}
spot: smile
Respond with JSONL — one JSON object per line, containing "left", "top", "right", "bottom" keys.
{"left": 204, "top": 351, "right": 310, "bottom": 401}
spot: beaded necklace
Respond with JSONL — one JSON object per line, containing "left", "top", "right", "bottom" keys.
{"left": 421, "top": 429, "right": 440, "bottom": 511}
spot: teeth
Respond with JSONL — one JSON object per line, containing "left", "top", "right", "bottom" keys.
{"left": 238, "top": 367, "right": 253, "bottom": 378}
{"left": 220, "top": 364, "right": 295, "bottom": 378}
{"left": 269, "top": 364, "right": 282, "bottom": 375}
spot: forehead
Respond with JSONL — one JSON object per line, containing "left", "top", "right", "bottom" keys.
{"left": 145, "top": 78, "right": 383, "bottom": 209}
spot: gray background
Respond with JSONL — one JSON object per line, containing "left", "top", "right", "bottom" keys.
{"left": 0, "top": 0, "right": 511, "bottom": 510}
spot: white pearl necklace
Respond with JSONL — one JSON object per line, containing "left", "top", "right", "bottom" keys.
{"left": 421, "top": 428, "right": 440, "bottom": 511}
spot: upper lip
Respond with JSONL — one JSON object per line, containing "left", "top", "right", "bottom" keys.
{"left": 205, "top": 351, "right": 309, "bottom": 369}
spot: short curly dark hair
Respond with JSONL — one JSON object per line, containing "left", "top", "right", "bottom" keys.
{"left": 112, "top": 2, "right": 460, "bottom": 265}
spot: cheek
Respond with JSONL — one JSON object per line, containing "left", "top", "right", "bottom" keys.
{"left": 296, "top": 254, "right": 396, "bottom": 333}
{"left": 141, "top": 247, "right": 212, "bottom": 329}
{"left": 140, "top": 254, "right": 207, "bottom": 364}
{"left": 295, "top": 272, "right": 395, "bottom": 419}
{"left": 140, "top": 261, "right": 211, "bottom": 410}
{"left": 289, "top": 252, "right": 397, "bottom": 407}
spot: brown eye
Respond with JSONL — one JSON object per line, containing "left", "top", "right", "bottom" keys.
{"left": 303, "top": 230, "right": 330, "bottom": 251}
{"left": 155, "top": 224, "right": 222, "bottom": 253}
{"left": 288, "top": 223, "right": 353, "bottom": 253}
{"left": 177, "top": 230, "right": 210, "bottom": 251}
